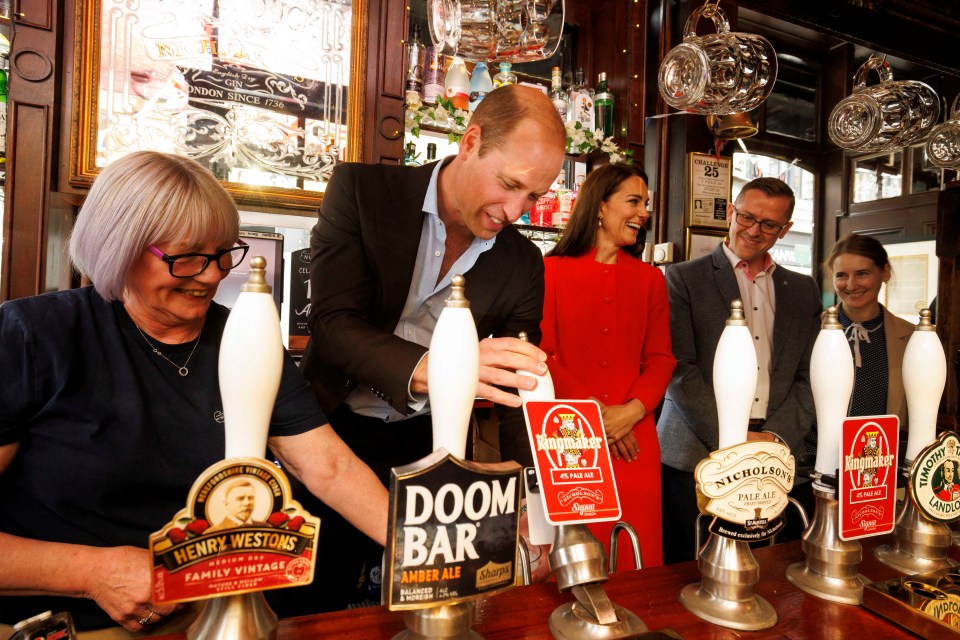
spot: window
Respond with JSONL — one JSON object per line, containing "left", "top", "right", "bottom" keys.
{"left": 851, "top": 144, "right": 952, "bottom": 204}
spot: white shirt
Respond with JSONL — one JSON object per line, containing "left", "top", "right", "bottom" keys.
{"left": 722, "top": 243, "right": 776, "bottom": 420}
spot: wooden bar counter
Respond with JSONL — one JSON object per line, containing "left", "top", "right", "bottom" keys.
{"left": 156, "top": 536, "right": 923, "bottom": 639}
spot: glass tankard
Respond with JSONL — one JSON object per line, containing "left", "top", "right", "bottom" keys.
{"left": 428, "top": 0, "right": 564, "bottom": 64}
{"left": 658, "top": 5, "right": 777, "bottom": 115}
{"left": 925, "top": 96, "right": 960, "bottom": 169}
{"left": 828, "top": 55, "right": 939, "bottom": 152}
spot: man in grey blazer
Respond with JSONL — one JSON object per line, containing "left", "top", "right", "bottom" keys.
{"left": 279, "top": 85, "right": 566, "bottom": 614}
{"left": 658, "top": 177, "right": 821, "bottom": 564}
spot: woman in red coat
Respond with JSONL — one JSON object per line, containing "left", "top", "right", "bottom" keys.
{"left": 541, "top": 164, "right": 675, "bottom": 569}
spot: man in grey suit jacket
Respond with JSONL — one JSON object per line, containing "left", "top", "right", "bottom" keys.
{"left": 658, "top": 177, "right": 821, "bottom": 564}
{"left": 278, "top": 85, "right": 566, "bottom": 614}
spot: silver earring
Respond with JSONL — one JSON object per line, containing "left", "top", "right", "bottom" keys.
{"left": 598, "top": 216, "right": 602, "bottom": 228}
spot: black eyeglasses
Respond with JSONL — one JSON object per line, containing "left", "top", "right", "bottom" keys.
{"left": 731, "top": 206, "right": 786, "bottom": 235}
{"left": 149, "top": 239, "right": 249, "bottom": 278}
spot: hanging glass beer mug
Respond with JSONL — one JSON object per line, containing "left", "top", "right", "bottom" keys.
{"left": 428, "top": 0, "right": 565, "bottom": 63}
{"left": 828, "top": 54, "right": 939, "bottom": 152}
{"left": 925, "top": 95, "right": 960, "bottom": 169}
{"left": 658, "top": 3, "right": 777, "bottom": 115}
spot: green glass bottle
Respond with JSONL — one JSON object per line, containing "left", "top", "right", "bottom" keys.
{"left": 594, "top": 72, "right": 615, "bottom": 139}
{"left": 0, "top": 56, "right": 8, "bottom": 158}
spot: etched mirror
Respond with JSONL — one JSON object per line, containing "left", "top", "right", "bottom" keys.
{"left": 70, "top": 0, "right": 365, "bottom": 209}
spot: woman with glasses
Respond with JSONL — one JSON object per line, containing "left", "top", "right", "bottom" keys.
{"left": 824, "top": 234, "right": 914, "bottom": 423}
{"left": 540, "top": 164, "right": 676, "bottom": 569}
{"left": 0, "top": 152, "right": 388, "bottom": 634}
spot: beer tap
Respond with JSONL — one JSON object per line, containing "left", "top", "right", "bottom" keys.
{"left": 786, "top": 306, "right": 867, "bottom": 604}
{"left": 875, "top": 309, "right": 954, "bottom": 574}
{"left": 189, "top": 256, "right": 282, "bottom": 640}
{"left": 392, "top": 275, "right": 482, "bottom": 640}
{"left": 680, "top": 300, "right": 778, "bottom": 630}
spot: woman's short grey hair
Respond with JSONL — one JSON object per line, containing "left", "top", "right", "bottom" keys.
{"left": 69, "top": 151, "right": 240, "bottom": 301}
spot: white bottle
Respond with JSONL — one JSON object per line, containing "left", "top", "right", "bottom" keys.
{"left": 468, "top": 61, "right": 494, "bottom": 112}
{"left": 219, "top": 256, "right": 284, "bottom": 459}
{"left": 566, "top": 67, "right": 595, "bottom": 133}
{"left": 443, "top": 56, "right": 471, "bottom": 111}
{"left": 428, "top": 275, "right": 480, "bottom": 458}
{"left": 517, "top": 331, "right": 554, "bottom": 401}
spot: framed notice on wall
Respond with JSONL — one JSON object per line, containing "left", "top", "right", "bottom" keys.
{"left": 687, "top": 152, "right": 732, "bottom": 229}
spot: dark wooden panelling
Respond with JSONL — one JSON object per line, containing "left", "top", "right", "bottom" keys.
{"left": 936, "top": 187, "right": 960, "bottom": 426}
{"left": 1, "top": 0, "right": 59, "bottom": 301}
{"left": 15, "top": 0, "right": 53, "bottom": 30}
{"left": 6, "top": 103, "right": 49, "bottom": 299}
{"left": 363, "top": 0, "right": 405, "bottom": 165}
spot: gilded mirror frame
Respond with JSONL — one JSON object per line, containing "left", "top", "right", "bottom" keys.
{"left": 69, "top": 0, "right": 367, "bottom": 210}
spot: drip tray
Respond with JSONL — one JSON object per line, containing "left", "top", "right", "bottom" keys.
{"left": 863, "top": 569, "right": 960, "bottom": 636}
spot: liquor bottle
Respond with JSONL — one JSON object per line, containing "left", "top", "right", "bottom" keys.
{"left": 594, "top": 71, "right": 615, "bottom": 138}
{"left": 468, "top": 61, "right": 493, "bottom": 112}
{"left": 493, "top": 62, "right": 517, "bottom": 88}
{"left": 422, "top": 45, "right": 445, "bottom": 105}
{"left": 566, "top": 67, "right": 595, "bottom": 132}
{"left": 404, "top": 24, "right": 425, "bottom": 106}
{"left": 444, "top": 56, "right": 470, "bottom": 110}
{"left": 426, "top": 142, "right": 437, "bottom": 162}
{"left": 0, "top": 55, "right": 7, "bottom": 158}
{"left": 549, "top": 66, "right": 567, "bottom": 119}
{"left": 403, "top": 142, "right": 420, "bottom": 166}
{"left": 554, "top": 178, "right": 573, "bottom": 228}
{"left": 532, "top": 189, "right": 557, "bottom": 227}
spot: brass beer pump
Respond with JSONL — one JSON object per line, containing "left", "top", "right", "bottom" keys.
{"left": 875, "top": 309, "right": 954, "bottom": 574}
{"left": 679, "top": 301, "right": 777, "bottom": 630}
{"left": 785, "top": 307, "right": 868, "bottom": 604}
{"left": 189, "top": 257, "right": 282, "bottom": 640}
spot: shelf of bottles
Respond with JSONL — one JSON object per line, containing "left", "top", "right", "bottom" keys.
{"left": 402, "top": 22, "right": 615, "bottom": 254}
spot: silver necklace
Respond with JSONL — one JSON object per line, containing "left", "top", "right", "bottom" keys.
{"left": 134, "top": 323, "right": 202, "bottom": 377}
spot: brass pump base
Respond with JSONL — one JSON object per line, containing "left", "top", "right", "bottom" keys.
{"left": 187, "top": 593, "right": 277, "bottom": 640}
{"left": 549, "top": 602, "right": 647, "bottom": 638}
{"left": 547, "top": 525, "right": 649, "bottom": 639}
{"left": 391, "top": 601, "right": 482, "bottom": 640}
{"left": 785, "top": 483, "right": 867, "bottom": 604}
{"left": 680, "top": 533, "right": 777, "bottom": 631}
{"left": 874, "top": 485, "right": 957, "bottom": 575}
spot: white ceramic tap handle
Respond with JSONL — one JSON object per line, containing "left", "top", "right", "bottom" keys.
{"left": 713, "top": 300, "right": 758, "bottom": 449}
{"left": 812, "top": 306, "right": 855, "bottom": 476}
{"left": 904, "top": 309, "right": 947, "bottom": 462}
{"left": 428, "top": 275, "right": 480, "bottom": 459}
{"left": 219, "top": 256, "right": 284, "bottom": 459}
{"left": 517, "top": 331, "right": 555, "bottom": 402}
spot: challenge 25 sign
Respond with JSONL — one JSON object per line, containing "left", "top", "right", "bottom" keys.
{"left": 687, "top": 152, "right": 732, "bottom": 229}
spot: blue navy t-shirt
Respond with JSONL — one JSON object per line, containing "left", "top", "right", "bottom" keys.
{"left": 0, "top": 286, "right": 327, "bottom": 628}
